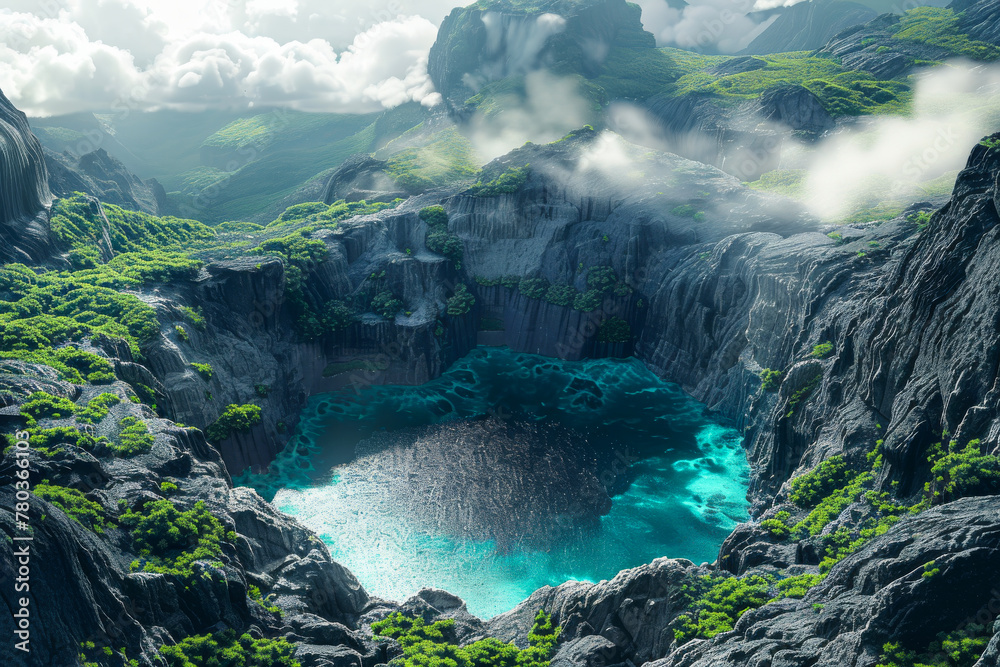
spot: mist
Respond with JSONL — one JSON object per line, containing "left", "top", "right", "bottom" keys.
{"left": 796, "top": 61, "right": 1000, "bottom": 220}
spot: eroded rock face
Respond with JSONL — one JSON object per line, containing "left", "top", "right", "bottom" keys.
{"left": 429, "top": 0, "right": 653, "bottom": 105}
{"left": 0, "top": 87, "right": 53, "bottom": 262}
{"left": 44, "top": 147, "right": 166, "bottom": 215}
{"left": 742, "top": 0, "right": 877, "bottom": 55}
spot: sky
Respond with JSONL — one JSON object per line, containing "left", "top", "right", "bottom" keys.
{"left": 0, "top": 0, "right": 809, "bottom": 118}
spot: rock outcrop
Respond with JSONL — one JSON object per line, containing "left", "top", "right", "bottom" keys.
{"left": 429, "top": 0, "right": 654, "bottom": 106}
{"left": 0, "top": 87, "right": 53, "bottom": 262}
{"left": 743, "top": 0, "right": 877, "bottom": 55}
{"left": 44, "top": 147, "right": 167, "bottom": 215}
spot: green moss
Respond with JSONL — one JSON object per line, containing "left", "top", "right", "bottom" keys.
{"left": 372, "top": 609, "right": 560, "bottom": 667}
{"left": 114, "top": 416, "right": 154, "bottom": 456}
{"left": 447, "top": 284, "right": 476, "bottom": 316}
{"left": 760, "top": 369, "right": 783, "bottom": 391}
{"left": 669, "top": 52, "right": 910, "bottom": 117}
{"left": 122, "top": 499, "right": 236, "bottom": 580}
{"left": 468, "top": 165, "right": 531, "bottom": 197}
{"left": 673, "top": 574, "right": 774, "bottom": 645}
{"left": 893, "top": 7, "right": 1000, "bottom": 61}
{"left": 785, "top": 372, "right": 823, "bottom": 417}
{"left": 77, "top": 392, "right": 121, "bottom": 424}
{"left": 206, "top": 404, "right": 262, "bottom": 443}
{"left": 877, "top": 623, "right": 991, "bottom": 667}
{"left": 385, "top": 127, "right": 480, "bottom": 191}
{"left": 20, "top": 391, "right": 77, "bottom": 426}
{"left": 811, "top": 342, "right": 834, "bottom": 359}
{"left": 190, "top": 362, "right": 213, "bottom": 380}
{"left": 34, "top": 482, "right": 113, "bottom": 534}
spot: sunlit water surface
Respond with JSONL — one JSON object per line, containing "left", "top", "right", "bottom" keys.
{"left": 240, "top": 348, "right": 748, "bottom": 619}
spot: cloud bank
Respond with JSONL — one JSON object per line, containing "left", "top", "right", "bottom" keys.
{"left": 0, "top": 0, "right": 472, "bottom": 116}
{"left": 798, "top": 62, "right": 1000, "bottom": 220}
{"left": 633, "top": 0, "right": 777, "bottom": 53}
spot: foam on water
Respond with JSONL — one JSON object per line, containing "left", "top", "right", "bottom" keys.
{"left": 242, "top": 348, "right": 750, "bottom": 619}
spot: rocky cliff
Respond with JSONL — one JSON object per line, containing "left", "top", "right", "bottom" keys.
{"left": 744, "top": 0, "right": 877, "bottom": 55}
{"left": 0, "top": 88, "right": 53, "bottom": 263}
{"left": 44, "top": 147, "right": 167, "bottom": 216}
{"left": 428, "top": 0, "right": 654, "bottom": 107}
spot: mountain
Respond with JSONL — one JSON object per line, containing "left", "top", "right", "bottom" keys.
{"left": 743, "top": 0, "right": 878, "bottom": 54}
{"left": 44, "top": 147, "right": 167, "bottom": 216}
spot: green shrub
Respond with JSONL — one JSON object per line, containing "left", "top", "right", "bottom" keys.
{"left": 175, "top": 325, "right": 188, "bottom": 341}
{"left": 673, "top": 574, "right": 773, "bottom": 645}
{"left": 773, "top": 573, "right": 823, "bottom": 600}
{"left": 759, "top": 369, "right": 783, "bottom": 391}
{"left": 427, "top": 231, "right": 463, "bottom": 261}
{"left": 182, "top": 306, "right": 206, "bottom": 330}
{"left": 20, "top": 391, "right": 77, "bottom": 425}
{"left": 206, "top": 404, "right": 262, "bottom": 442}
{"left": 572, "top": 290, "right": 603, "bottom": 312}
{"left": 786, "top": 372, "right": 823, "bottom": 417}
{"left": 923, "top": 439, "right": 1000, "bottom": 504}
{"left": 372, "top": 291, "right": 403, "bottom": 319}
{"left": 249, "top": 585, "right": 282, "bottom": 615}
{"left": 671, "top": 204, "right": 698, "bottom": 217}
{"left": 468, "top": 165, "right": 530, "bottom": 196}
{"left": 877, "top": 624, "right": 991, "bottom": 667}
{"left": 159, "top": 630, "right": 299, "bottom": 667}
{"left": 586, "top": 267, "right": 617, "bottom": 292}
{"left": 760, "top": 510, "right": 792, "bottom": 539}
{"left": 447, "top": 284, "right": 476, "bottom": 316}
{"left": 419, "top": 206, "right": 449, "bottom": 227}
{"left": 114, "top": 416, "right": 154, "bottom": 456}
{"left": 811, "top": 342, "right": 834, "bottom": 359}
{"left": 122, "top": 499, "right": 236, "bottom": 580}
{"left": 77, "top": 392, "right": 121, "bottom": 424}
{"left": 519, "top": 277, "right": 550, "bottom": 299}
{"left": 34, "top": 482, "right": 112, "bottom": 534}
{"left": 544, "top": 284, "right": 576, "bottom": 307}
{"left": 190, "top": 362, "right": 213, "bottom": 380}
{"left": 788, "top": 455, "right": 853, "bottom": 508}
{"left": 372, "top": 609, "right": 559, "bottom": 667}
{"left": 160, "top": 480, "right": 179, "bottom": 495}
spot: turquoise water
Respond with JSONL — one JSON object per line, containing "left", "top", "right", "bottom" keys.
{"left": 240, "top": 348, "right": 749, "bottom": 619}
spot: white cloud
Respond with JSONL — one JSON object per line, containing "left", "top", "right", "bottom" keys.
{"left": 795, "top": 62, "right": 1000, "bottom": 220}
{"left": 0, "top": 0, "right": 472, "bottom": 116}
{"left": 633, "top": 0, "right": 775, "bottom": 53}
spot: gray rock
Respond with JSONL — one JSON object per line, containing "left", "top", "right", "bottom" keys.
{"left": 550, "top": 635, "right": 621, "bottom": 667}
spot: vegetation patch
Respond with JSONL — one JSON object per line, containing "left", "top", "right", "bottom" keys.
{"left": 468, "top": 165, "right": 531, "bottom": 197}
{"left": 122, "top": 499, "right": 236, "bottom": 580}
{"left": 34, "top": 482, "right": 113, "bottom": 534}
{"left": 893, "top": 7, "right": 1000, "bottom": 61}
{"left": 206, "top": 404, "right": 262, "bottom": 443}
{"left": 159, "top": 630, "right": 299, "bottom": 667}
{"left": 114, "top": 416, "right": 154, "bottom": 456}
{"left": 447, "top": 284, "right": 476, "bottom": 316}
{"left": 372, "top": 609, "right": 560, "bottom": 667}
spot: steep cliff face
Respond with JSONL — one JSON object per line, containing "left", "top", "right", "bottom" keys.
{"left": 44, "top": 147, "right": 167, "bottom": 215}
{"left": 0, "top": 88, "right": 53, "bottom": 262}
{"left": 429, "top": 0, "right": 654, "bottom": 105}
{"left": 743, "top": 0, "right": 877, "bottom": 55}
